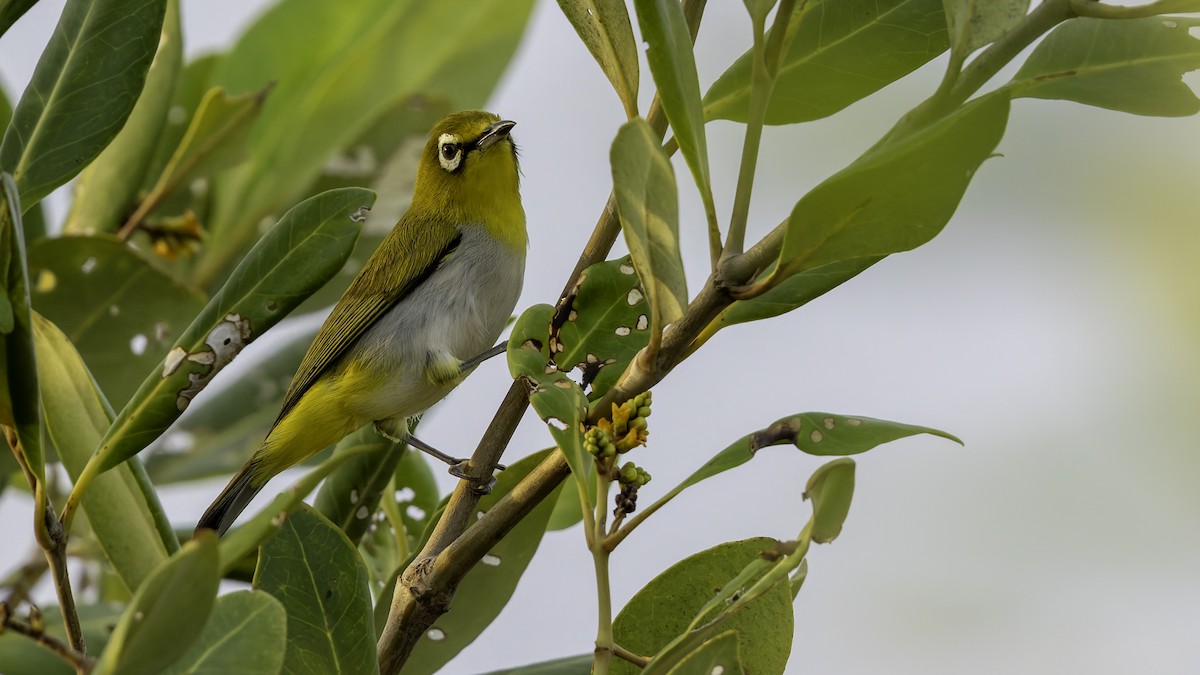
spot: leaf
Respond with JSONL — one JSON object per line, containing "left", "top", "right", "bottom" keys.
{"left": 28, "top": 235, "right": 206, "bottom": 408}
{"left": 0, "top": 173, "right": 42, "bottom": 485}
{"left": 550, "top": 256, "right": 651, "bottom": 396}
{"left": 704, "top": 0, "right": 950, "bottom": 124}
{"left": 93, "top": 533, "right": 220, "bottom": 675}
{"left": 314, "top": 423, "right": 406, "bottom": 545}
{"left": 0, "top": 0, "right": 38, "bottom": 37}
{"left": 632, "top": 0, "right": 715, "bottom": 231}
{"left": 88, "top": 187, "right": 373, "bottom": 476}
{"left": 0, "top": 0, "right": 167, "bottom": 208}
{"left": 611, "top": 539, "right": 793, "bottom": 675}
{"left": 33, "top": 313, "right": 171, "bottom": 590}
{"left": 804, "top": 458, "right": 855, "bottom": 543}
{"left": 507, "top": 304, "right": 593, "bottom": 504}
{"left": 62, "top": 0, "right": 182, "bottom": 235}
{"left": 254, "top": 503, "right": 378, "bottom": 675}
{"left": 1008, "top": 16, "right": 1200, "bottom": 116}
{"left": 195, "top": 0, "right": 536, "bottom": 288}
{"left": 944, "top": 0, "right": 1028, "bottom": 57}
{"left": 774, "top": 93, "right": 1009, "bottom": 281}
{"left": 478, "top": 655, "right": 592, "bottom": 675}
{"left": 556, "top": 0, "right": 640, "bottom": 117}
{"left": 611, "top": 120, "right": 686, "bottom": 345}
{"left": 403, "top": 449, "right": 565, "bottom": 674}
{"left": 392, "top": 446, "right": 439, "bottom": 552}
{"left": 159, "top": 590, "right": 287, "bottom": 675}
{"left": 665, "top": 630, "right": 744, "bottom": 675}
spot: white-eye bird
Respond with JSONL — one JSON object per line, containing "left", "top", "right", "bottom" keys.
{"left": 197, "top": 110, "right": 525, "bottom": 535}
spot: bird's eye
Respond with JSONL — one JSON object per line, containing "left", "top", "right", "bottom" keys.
{"left": 441, "top": 143, "right": 459, "bottom": 160}
{"left": 437, "top": 134, "right": 464, "bottom": 172}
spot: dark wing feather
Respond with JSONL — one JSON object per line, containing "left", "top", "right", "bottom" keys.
{"left": 272, "top": 214, "right": 461, "bottom": 426}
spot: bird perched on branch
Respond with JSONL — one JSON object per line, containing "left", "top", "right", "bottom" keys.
{"left": 197, "top": 110, "right": 525, "bottom": 535}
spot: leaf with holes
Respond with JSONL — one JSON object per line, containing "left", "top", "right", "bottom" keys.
{"left": 774, "top": 93, "right": 1008, "bottom": 282}
{"left": 1008, "top": 16, "right": 1200, "bottom": 116}
{"left": 28, "top": 235, "right": 205, "bottom": 408}
{"left": 87, "top": 187, "right": 372, "bottom": 477}
{"left": 509, "top": 305, "right": 593, "bottom": 505}
{"left": 404, "top": 448, "right": 564, "bottom": 674}
{"left": 159, "top": 590, "right": 286, "bottom": 675}
{"left": 611, "top": 539, "right": 792, "bottom": 675}
{"left": 804, "top": 458, "right": 855, "bottom": 543}
{"left": 393, "top": 444, "right": 439, "bottom": 551}
{"left": 93, "top": 533, "right": 220, "bottom": 675}
{"left": 557, "top": 0, "right": 640, "bottom": 117}
{"left": 254, "top": 504, "right": 378, "bottom": 675}
{"left": 550, "top": 256, "right": 650, "bottom": 396}
{"left": 0, "top": 0, "right": 167, "bottom": 209}
{"left": 704, "top": 0, "right": 949, "bottom": 124}
{"left": 664, "top": 630, "right": 743, "bottom": 675}
{"left": 944, "top": 0, "right": 1028, "bottom": 58}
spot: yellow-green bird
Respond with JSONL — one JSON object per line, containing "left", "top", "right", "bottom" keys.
{"left": 197, "top": 110, "right": 525, "bottom": 535}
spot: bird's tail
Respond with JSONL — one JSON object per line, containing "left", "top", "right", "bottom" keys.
{"left": 195, "top": 462, "right": 263, "bottom": 537}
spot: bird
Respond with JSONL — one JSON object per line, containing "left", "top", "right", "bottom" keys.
{"left": 196, "top": 110, "right": 526, "bottom": 536}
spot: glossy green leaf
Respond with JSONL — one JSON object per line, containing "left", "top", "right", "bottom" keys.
{"left": 28, "top": 235, "right": 206, "bottom": 407}
{"left": 546, "top": 477, "right": 586, "bottom": 531}
{"left": 508, "top": 304, "right": 592, "bottom": 503}
{"left": 159, "top": 590, "right": 287, "bottom": 675}
{"left": 804, "top": 458, "right": 855, "bottom": 543}
{"left": 89, "top": 187, "right": 373, "bottom": 475}
{"left": 62, "top": 0, "right": 182, "bottom": 235}
{"left": 611, "top": 539, "right": 793, "bottom": 675}
{"left": 665, "top": 630, "right": 744, "bottom": 675}
{"left": 195, "top": 0, "right": 536, "bottom": 288}
{"left": 254, "top": 503, "right": 378, "bottom": 675}
{"left": 774, "top": 94, "right": 1009, "bottom": 281}
{"left": 704, "top": 0, "right": 949, "bottom": 124}
{"left": 0, "top": 0, "right": 38, "bottom": 37}
{"left": 1008, "top": 16, "right": 1200, "bottom": 116}
{"left": 611, "top": 119, "right": 686, "bottom": 345}
{"left": 632, "top": 0, "right": 715, "bottom": 229}
{"left": 314, "top": 423, "right": 406, "bottom": 545}
{"left": 136, "top": 54, "right": 223, "bottom": 204}
{"left": 94, "top": 533, "right": 220, "bottom": 675}
{"left": 33, "top": 313, "right": 171, "bottom": 590}
{"left": 0, "top": 603, "right": 122, "bottom": 675}
{"left": 556, "top": 0, "right": 640, "bottom": 117}
{"left": 550, "top": 256, "right": 650, "bottom": 396}
{"left": 0, "top": 0, "right": 167, "bottom": 208}
{"left": 944, "top": 0, "right": 1028, "bottom": 57}
{"left": 0, "top": 173, "right": 42, "bottom": 484}
{"left": 479, "top": 655, "right": 592, "bottom": 675}
{"left": 404, "top": 449, "right": 564, "bottom": 674}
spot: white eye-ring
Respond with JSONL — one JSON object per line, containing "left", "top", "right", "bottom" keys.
{"left": 438, "top": 133, "right": 463, "bottom": 172}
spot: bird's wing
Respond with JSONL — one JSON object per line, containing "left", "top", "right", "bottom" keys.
{"left": 272, "top": 214, "right": 461, "bottom": 426}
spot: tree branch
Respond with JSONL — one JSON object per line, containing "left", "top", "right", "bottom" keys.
{"left": 1, "top": 602, "right": 93, "bottom": 674}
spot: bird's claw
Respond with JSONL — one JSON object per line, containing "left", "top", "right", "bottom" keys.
{"left": 448, "top": 461, "right": 503, "bottom": 494}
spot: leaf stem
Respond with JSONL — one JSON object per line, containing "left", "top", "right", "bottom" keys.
{"left": 613, "top": 642, "right": 650, "bottom": 667}
{"left": 39, "top": 505, "right": 86, "bottom": 656}
{"left": 591, "top": 466, "right": 615, "bottom": 675}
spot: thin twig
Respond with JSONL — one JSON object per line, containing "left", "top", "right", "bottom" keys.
{"left": 1, "top": 602, "right": 94, "bottom": 673}
{"left": 613, "top": 642, "right": 650, "bottom": 667}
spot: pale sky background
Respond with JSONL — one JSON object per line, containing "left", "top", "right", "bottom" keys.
{"left": 2, "top": 1, "right": 1199, "bottom": 673}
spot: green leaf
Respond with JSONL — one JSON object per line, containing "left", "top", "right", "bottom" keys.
{"left": 611, "top": 538, "right": 793, "bottom": 675}
{"left": 479, "top": 655, "right": 592, "bottom": 675}
{"left": 314, "top": 423, "right": 406, "bottom": 545}
{"left": 632, "top": 0, "right": 715, "bottom": 232}
{"left": 550, "top": 256, "right": 650, "bottom": 396}
{"left": 0, "top": 604, "right": 123, "bottom": 675}
{"left": 392, "top": 446, "right": 439, "bottom": 552}
{"left": 94, "top": 533, "right": 220, "bottom": 675}
{"left": 28, "top": 235, "right": 206, "bottom": 408}
{"left": 89, "top": 187, "right": 373, "bottom": 475}
{"left": 254, "top": 503, "right": 378, "bottom": 675}
{"left": 611, "top": 119, "right": 686, "bottom": 345}
{"left": 704, "top": 0, "right": 949, "bottom": 124}
{"left": 665, "top": 630, "right": 744, "bottom": 675}
{"left": 62, "top": 0, "right": 182, "bottom": 236}
{"left": 159, "top": 590, "right": 287, "bottom": 675}
{"left": 944, "top": 0, "right": 1028, "bottom": 57}
{"left": 0, "top": 0, "right": 38, "bottom": 37}
{"left": 404, "top": 449, "right": 564, "bottom": 674}
{"left": 508, "top": 304, "right": 593, "bottom": 504}
{"left": 0, "top": 0, "right": 167, "bottom": 208}
{"left": 33, "top": 313, "right": 171, "bottom": 590}
{"left": 804, "top": 458, "right": 855, "bottom": 543}
{"left": 556, "top": 0, "right": 640, "bottom": 117}
{"left": 546, "top": 477, "right": 586, "bottom": 531}
{"left": 774, "top": 93, "right": 1009, "bottom": 281}
{"left": 195, "top": 0, "right": 536, "bottom": 288}
{"left": 0, "top": 173, "right": 42, "bottom": 485}
{"left": 1008, "top": 16, "right": 1200, "bottom": 116}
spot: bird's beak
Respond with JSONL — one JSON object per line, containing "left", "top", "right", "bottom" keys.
{"left": 476, "top": 120, "right": 516, "bottom": 151}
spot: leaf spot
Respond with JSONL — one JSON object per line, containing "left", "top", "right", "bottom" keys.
{"left": 823, "top": 417, "right": 835, "bottom": 430}
{"left": 619, "top": 263, "right": 635, "bottom": 275}
{"left": 1163, "top": 19, "right": 1178, "bottom": 28}
{"left": 163, "top": 347, "right": 187, "bottom": 377}
{"left": 568, "top": 309, "right": 578, "bottom": 321}
{"left": 520, "top": 339, "right": 541, "bottom": 351}
{"left": 546, "top": 417, "right": 570, "bottom": 431}
{"left": 553, "top": 379, "right": 574, "bottom": 389}
{"left": 395, "top": 487, "right": 416, "bottom": 502}
{"left": 349, "top": 206, "right": 371, "bottom": 223}
{"left": 544, "top": 363, "right": 558, "bottom": 375}
{"left": 810, "top": 430, "right": 823, "bottom": 443}
{"left": 636, "top": 314, "right": 649, "bottom": 331}
{"left": 586, "top": 353, "right": 598, "bottom": 363}
{"left": 108, "top": 304, "right": 120, "bottom": 316}
{"left": 80, "top": 257, "right": 97, "bottom": 274}
{"left": 356, "top": 506, "right": 370, "bottom": 520}
{"left": 350, "top": 489, "right": 359, "bottom": 504}
{"left": 481, "top": 554, "right": 501, "bottom": 566}
{"left": 175, "top": 313, "right": 254, "bottom": 411}
{"left": 846, "top": 418, "right": 862, "bottom": 427}
{"left": 712, "top": 666, "right": 725, "bottom": 675}
{"left": 129, "top": 334, "right": 148, "bottom": 356}
{"left": 406, "top": 505, "right": 426, "bottom": 521}
{"left": 615, "top": 326, "right": 632, "bottom": 337}
{"left": 427, "top": 628, "right": 446, "bottom": 641}
{"left": 627, "top": 288, "right": 644, "bottom": 305}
